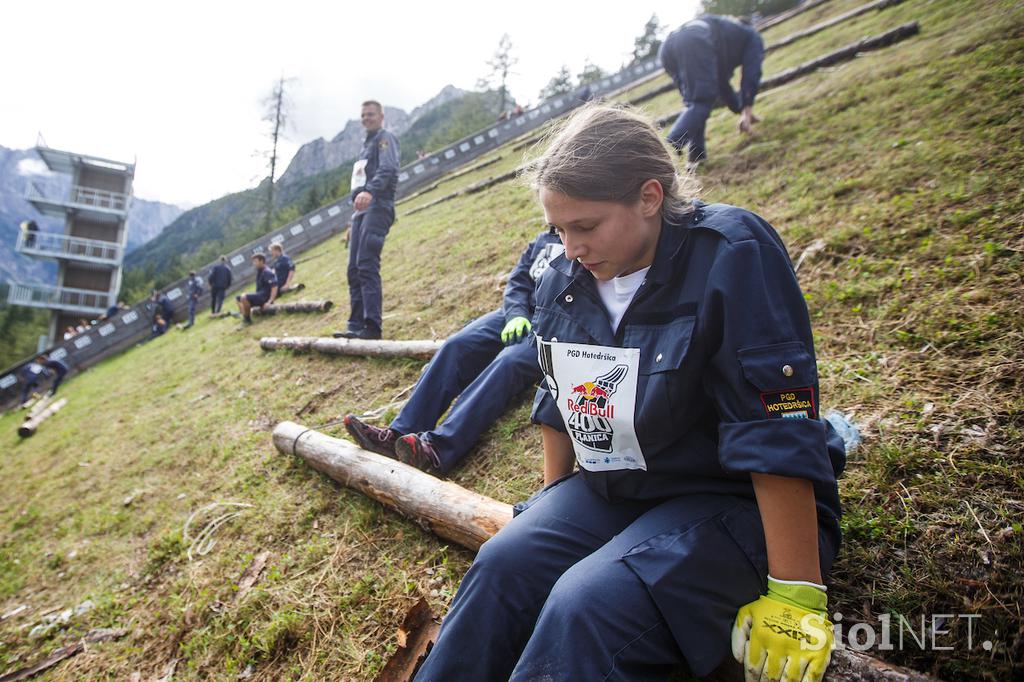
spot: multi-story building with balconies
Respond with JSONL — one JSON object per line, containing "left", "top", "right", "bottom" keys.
{"left": 9, "top": 144, "right": 134, "bottom": 344}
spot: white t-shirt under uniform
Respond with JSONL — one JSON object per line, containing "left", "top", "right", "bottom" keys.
{"left": 595, "top": 266, "right": 651, "bottom": 334}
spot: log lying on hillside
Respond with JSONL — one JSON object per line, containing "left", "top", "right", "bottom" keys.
{"left": 261, "top": 336, "right": 443, "bottom": 360}
{"left": 24, "top": 394, "right": 54, "bottom": 421}
{"left": 252, "top": 300, "right": 332, "bottom": 315}
{"left": 272, "top": 420, "right": 511, "bottom": 551}
{"left": 640, "top": 22, "right": 920, "bottom": 113}
{"left": 757, "top": 0, "right": 832, "bottom": 31}
{"left": 277, "top": 420, "right": 938, "bottom": 682}
{"left": 767, "top": 0, "right": 905, "bottom": 52}
{"left": 18, "top": 398, "right": 67, "bottom": 438}
{"left": 405, "top": 169, "right": 519, "bottom": 216}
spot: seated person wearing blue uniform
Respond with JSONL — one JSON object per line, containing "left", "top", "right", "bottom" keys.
{"left": 344, "top": 229, "right": 563, "bottom": 473}
{"left": 235, "top": 253, "right": 278, "bottom": 325}
{"left": 151, "top": 290, "right": 175, "bottom": 325}
{"left": 270, "top": 242, "right": 303, "bottom": 295}
{"left": 415, "top": 104, "right": 844, "bottom": 682}
{"left": 660, "top": 14, "right": 764, "bottom": 162}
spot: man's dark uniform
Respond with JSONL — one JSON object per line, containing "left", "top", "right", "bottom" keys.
{"left": 346, "top": 126, "right": 400, "bottom": 337}
{"left": 660, "top": 15, "right": 764, "bottom": 161}
{"left": 208, "top": 262, "right": 233, "bottom": 314}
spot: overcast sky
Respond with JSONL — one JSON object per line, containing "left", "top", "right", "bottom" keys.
{"left": 3, "top": 0, "right": 701, "bottom": 208}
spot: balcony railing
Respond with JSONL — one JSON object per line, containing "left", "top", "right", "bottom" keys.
{"left": 16, "top": 230, "right": 122, "bottom": 265}
{"left": 26, "top": 183, "right": 131, "bottom": 216}
{"left": 6, "top": 282, "right": 110, "bottom": 316}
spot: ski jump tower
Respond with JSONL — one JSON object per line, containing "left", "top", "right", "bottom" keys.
{"left": 10, "top": 144, "right": 134, "bottom": 344}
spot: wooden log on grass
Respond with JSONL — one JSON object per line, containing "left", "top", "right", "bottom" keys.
{"left": 276, "top": 420, "right": 937, "bottom": 682}
{"left": 756, "top": 0, "right": 832, "bottom": 31}
{"left": 766, "top": 0, "right": 905, "bottom": 52}
{"left": 261, "top": 336, "right": 443, "bottom": 359}
{"left": 24, "top": 394, "right": 53, "bottom": 421}
{"left": 18, "top": 398, "right": 67, "bottom": 438}
{"left": 272, "top": 420, "right": 511, "bottom": 551}
{"left": 641, "top": 22, "right": 920, "bottom": 117}
{"left": 253, "top": 299, "right": 332, "bottom": 315}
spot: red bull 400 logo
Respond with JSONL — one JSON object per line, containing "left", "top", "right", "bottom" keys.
{"left": 566, "top": 365, "right": 628, "bottom": 453}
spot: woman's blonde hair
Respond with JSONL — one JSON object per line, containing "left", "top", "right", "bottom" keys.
{"left": 521, "top": 102, "right": 698, "bottom": 216}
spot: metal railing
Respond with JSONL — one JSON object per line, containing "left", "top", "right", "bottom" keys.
{"left": 16, "top": 230, "right": 123, "bottom": 265}
{"left": 6, "top": 282, "right": 111, "bottom": 315}
{"left": 27, "top": 183, "right": 131, "bottom": 214}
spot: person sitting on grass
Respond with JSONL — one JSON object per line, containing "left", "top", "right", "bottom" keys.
{"left": 414, "top": 103, "right": 844, "bottom": 682}
{"left": 343, "top": 228, "right": 563, "bottom": 474}
{"left": 151, "top": 314, "right": 169, "bottom": 338}
{"left": 270, "top": 242, "right": 303, "bottom": 295}
{"left": 235, "top": 252, "right": 278, "bottom": 326}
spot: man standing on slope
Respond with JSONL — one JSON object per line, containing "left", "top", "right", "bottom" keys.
{"left": 335, "top": 100, "right": 401, "bottom": 340}
{"left": 659, "top": 14, "right": 764, "bottom": 163}
{"left": 208, "top": 256, "right": 233, "bottom": 315}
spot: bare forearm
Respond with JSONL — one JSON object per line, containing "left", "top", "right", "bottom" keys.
{"left": 750, "top": 472, "right": 822, "bottom": 583}
{"left": 541, "top": 425, "right": 574, "bottom": 485}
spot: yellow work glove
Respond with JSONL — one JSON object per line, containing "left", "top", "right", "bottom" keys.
{"left": 501, "top": 316, "right": 532, "bottom": 345}
{"left": 731, "top": 576, "right": 833, "bottom": 682}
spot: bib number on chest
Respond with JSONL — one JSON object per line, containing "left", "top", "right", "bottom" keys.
{"left": 350, "top": 159, "right": 368, "bottom": 191}
{"left": 537, "top": 338, "right": 647, "bottom": 472}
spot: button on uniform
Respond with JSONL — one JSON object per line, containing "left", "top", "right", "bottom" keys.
{"left": 782, "top": 364, "right": 794, "bottom": 377}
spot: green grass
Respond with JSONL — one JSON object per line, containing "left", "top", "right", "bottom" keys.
{"left": 1, "top": 0, "right": 1022, "bottom": 678}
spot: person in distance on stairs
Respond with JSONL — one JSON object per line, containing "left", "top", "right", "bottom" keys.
{"left": 344, "top": 228, "right": 564, "bottom": 474}
{"left": 334, "top": 99, "right": 401, "bottom": 341}
{"left": 660, "top": 13, "right": 764, "bottom": 163}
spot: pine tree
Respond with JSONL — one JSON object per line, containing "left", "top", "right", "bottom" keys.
{"left": 538, "top": 66, "right": 575, "bottom": 101}
{"left": 632, "top": 14, "right": 664, "bottom": 63}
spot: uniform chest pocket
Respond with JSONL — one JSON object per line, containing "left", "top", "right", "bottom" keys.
{"left": 622, "top": 315, "right": 696, "bottom": 445}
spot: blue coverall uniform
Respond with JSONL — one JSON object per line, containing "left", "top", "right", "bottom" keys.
{"left": 44, "top": 358, "right": 68, "bottom": 396}
{"left": 155, "top": 294, "right": 174, "bottom": 324}
{"left": 415, "top": 204, "right": 845, "bottom": 681}
{"left": 19, "top": 362, "right": 49, "bottom": 403}
{"left": 660, "top": 15, "right": 764, "bottom": 162}
{"left": 186, "top": 276, "right": 203, "bottom": 327}
{"left": 238, "top": 267, "right": 278, "bottom": 308}
{"left": 390, "top": 230, "right": 564, "bottom": 473}
{"left": 347, "top": 127, "right": 400, "bottom": 335}
{"left": 273, "top": 254, "right": 295, "bottom": 290}
{"left": 208, "top": 263, "right": 233, "bottom": 314}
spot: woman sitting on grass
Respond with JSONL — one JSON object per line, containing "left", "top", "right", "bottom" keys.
{"left": 414, "top": 103, "right": 846, "bottom": 682}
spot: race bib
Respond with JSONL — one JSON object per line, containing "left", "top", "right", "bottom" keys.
{"left": 350, "top": 159, "right": 368, "bottom": 191}
{"left": 537, "top": 338, "right": 646, "bottom": 472}
{"left": 529, "top": 243, "right": 565, "bottom": 281}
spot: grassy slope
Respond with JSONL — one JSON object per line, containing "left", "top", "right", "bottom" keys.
{"left": 1, "top": 0, "right": 1022, "bottom": 679}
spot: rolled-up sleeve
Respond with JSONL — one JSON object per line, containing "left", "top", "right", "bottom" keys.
{"left": 701, "top": 234, "right": 837, "bottom": 483}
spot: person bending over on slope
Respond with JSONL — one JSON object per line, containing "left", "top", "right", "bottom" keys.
{"left": 660, "top": 13, "right": 764, "bottom": 163}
